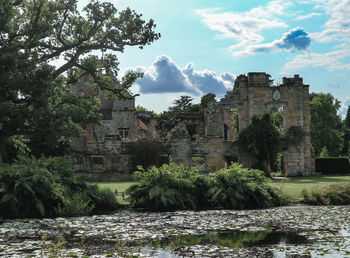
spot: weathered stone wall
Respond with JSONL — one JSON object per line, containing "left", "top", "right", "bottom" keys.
{"left": 73, "top": 135, "right": 133, "bottom": 181}
{"left": 73, "top": 72, "right": 314, "bottom": 180}
{"left": 214, "top": 72, "right": 314, "bottom": 176}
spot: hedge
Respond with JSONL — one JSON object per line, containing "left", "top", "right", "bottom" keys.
{"left": 315, "top": 157, "right": 350, "bottom": 174}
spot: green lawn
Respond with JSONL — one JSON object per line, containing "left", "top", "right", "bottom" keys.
{"left": 270, "top": 174, "right": 350, "bottom": 202}
{"left": 97, "top": 181, "right": 135, "bottom": 205}
{"left": 96, "top": 174, "right": 350, "bottom": 204}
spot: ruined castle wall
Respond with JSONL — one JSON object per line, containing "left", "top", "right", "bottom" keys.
{"left": 221, "top": 73, "right": 314, "bottom": 176}
{"left": 73, "top": 72, "right": 314, "bottom": 180}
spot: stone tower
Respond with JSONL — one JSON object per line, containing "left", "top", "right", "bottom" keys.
{"left": 219, "top": 72, "right": 314, "bottom": 176}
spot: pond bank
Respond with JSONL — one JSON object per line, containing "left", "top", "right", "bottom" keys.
{"left": 1, "top": 205, "right": 350, "bottom": 257}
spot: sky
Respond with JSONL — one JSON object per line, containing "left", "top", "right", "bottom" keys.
{"left": 80, "top": 0, "right": 350, "bottom": 115}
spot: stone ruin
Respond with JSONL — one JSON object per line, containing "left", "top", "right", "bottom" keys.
{"left": 72, "top": 72, "right": 315, "bottom": 180}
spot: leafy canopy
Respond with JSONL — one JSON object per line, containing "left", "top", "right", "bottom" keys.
{"left": 0, "top": 0, "right": 160, "bottom": 158}
{"left": 238, "top": 114, "right": 282, "bottom": 175}
{"left": 309, "top": 93, "right": 343, "bottom": 156}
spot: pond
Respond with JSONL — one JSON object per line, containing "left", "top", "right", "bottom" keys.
{"left": 0, "top": 205, "right": 350, "bottom": 257}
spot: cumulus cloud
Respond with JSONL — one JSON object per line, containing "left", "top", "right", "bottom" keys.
{"left": 196, "top": 0, "right": 289, "bottom": 49}
{"left": 129, "top": 56, "right": 235, "bottom": 97}
{"left": 282, "top": 48, "right": 350, "bottom": 73}
{"left": 233, "top": 27, "right": 311, "bottom": 56}
{"left": 195, "top": 1, "right": 314, "bottom": 57}
{"left": 183, "top": 64, "right": 234, "bottom": 95}
{"left": 130, "top": 56, "right": 197, "bottom": 95}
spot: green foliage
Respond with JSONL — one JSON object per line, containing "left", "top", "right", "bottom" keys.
{"left": 238, "top": 114, "right": 282, "bottom": 175}
{"left": 269, "top": 106, "right": 283, "bottom": 129}
{"left": 0, "top": 157, "right": 59, "bottom": 218}
{"left": 2, "top": 136, "right": 31, "bottom": 163}
{"left": 0, "top": 156, "right": 120, "bottom": 219}
{"left": 126, "top": 161, "right": 199, "bottom": 211}
{"left": 84, "top": 185, "right": 120, "bottom": 213}
{"left": 0, "top": 0, "right": 159, "bottom": 160}
{"left": 309, "top": 93, "right": 343, "bottom": 156}
{"left": 315, "top": 157, "right": 350, "bottom": 174}
{"left": 200, "top": 93, "right": 216, "bottom": 109}
{"left": 342, "top": 106, "right": 350, "bottom": 155}
{"left": 158, "top": 93, "right": 217, "bottom": 122}
{"left": 126, "top": 161, "right": 286, "bottom": 211}
{"left": 208, "top": 163, "right": 286, "bottom": 209}
{"left": 169, "top": 96, "right": 194, "bottom": 113}
{"left": 319, "top": 147, "right": 329, "bottom": 158}
{"left": 56, "top": 192, "right": 94, "bottom": 217}
{"left": 302, "top": 183, "right": 350, "bottom": 205}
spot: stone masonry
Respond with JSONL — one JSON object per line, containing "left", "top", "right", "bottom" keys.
{"left": 73, "top": 72, "right": 314, "bottom": 180}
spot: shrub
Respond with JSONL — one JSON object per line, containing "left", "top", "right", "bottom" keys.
{"left": 126, "top": 161, "right": 199, "bottom": 211}
{"left": 84, "top": 185, "right": 120, "bottom": 213}
{"left": 315, "top": 158, "right": 350, "bottom": 174}
{"left": 56, "top": 192, "right": 94, "bottom": 217}
{"left": 208, "top": 163, "right": 286, "bottom": 209}
{"left": 302, "top": 183, "right": 350, "bottom": 205}
{"left": 0, "top": 158, "right": 59, "bottom": 218}
{"left": 126, "top": 161, "right": 287, "bottom": 211}
{"left": 0, "top": 156, "right": 120, "bottom": 219}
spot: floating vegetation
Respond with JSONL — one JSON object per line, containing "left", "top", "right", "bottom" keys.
{"left": 0, "top": 205, "right": 349, "bottom": 257}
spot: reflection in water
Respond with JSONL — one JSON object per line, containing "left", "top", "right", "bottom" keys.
{"left": 151, "top": 230, "right": 308, "bottom": 249}
{"left": 139, "top": 230, "right": 309, "bottom": 256}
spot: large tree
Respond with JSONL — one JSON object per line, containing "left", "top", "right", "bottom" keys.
{"left": 200, "top": 93, "right": 216, "bottom": 109}
{"left": 341, "top": 106, "right": 350, "bottom": 155}
{"left": 238, "top": 114, "right": 282, "bottom": 176}
{"left": 0, "top": 0, "right": 160, "bottom": 160}
{"left": 309, "top": 93, "right": 343, "bottom": 156}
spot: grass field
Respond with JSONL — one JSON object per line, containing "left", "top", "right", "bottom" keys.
{"left": 97, "top": 181, "right": 135, "bottom": 205}
{"left": 96, "top": 174, "right": 350, "bottom": 204}
{"left": 270, "top": 174, "right": 350, "bottom": 202}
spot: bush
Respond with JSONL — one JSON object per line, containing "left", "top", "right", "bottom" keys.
{"left": 315, "top": 158, "right": 350, "bottom": 174}
{"left": 302, "top": 183, "right": 350, "bottom": 205}
{"left": 0, "top": 156, "right": 120, "bottom": 219}
{"left": 126, "top": 161, "right": 287, "bottom": 211}
{"left": 84, "top": 185, "right": 120, "bottom": 213}
{"left": 126, "top": 161, "right": 200, "bottom": 211}
{"left": 208, "top": 163, "right": 286, "bottom": 209}
{"left": 0, "top": 158, "right": 60, "bottom": 218}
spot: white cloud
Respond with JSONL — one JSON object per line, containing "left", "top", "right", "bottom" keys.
{"left": 233, "top": 27, "right": 311, "bottom": 56}
{"left": 196, "top": 0, "right": 289, "bottom": 50}
{"left": 294, "top": 12, "right": 323, "bottom": 20}
{"left": 282, "top": 48, "right": 350, "bottom": 73}
{"left": 311, "top": 0, "right": 350, "bottom": 43}
{"left": 196, "top": 1, "right": 314, "bottom": 57}
{"left": 127, "top": 55, "right": 235, "bottom": 97}
{"left": 339, "top": 97, "right": 350, "bottom": 118}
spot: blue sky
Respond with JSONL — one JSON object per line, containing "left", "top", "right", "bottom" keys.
{"left": 81, "top": 0, "right": 350, "bottom": 115}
